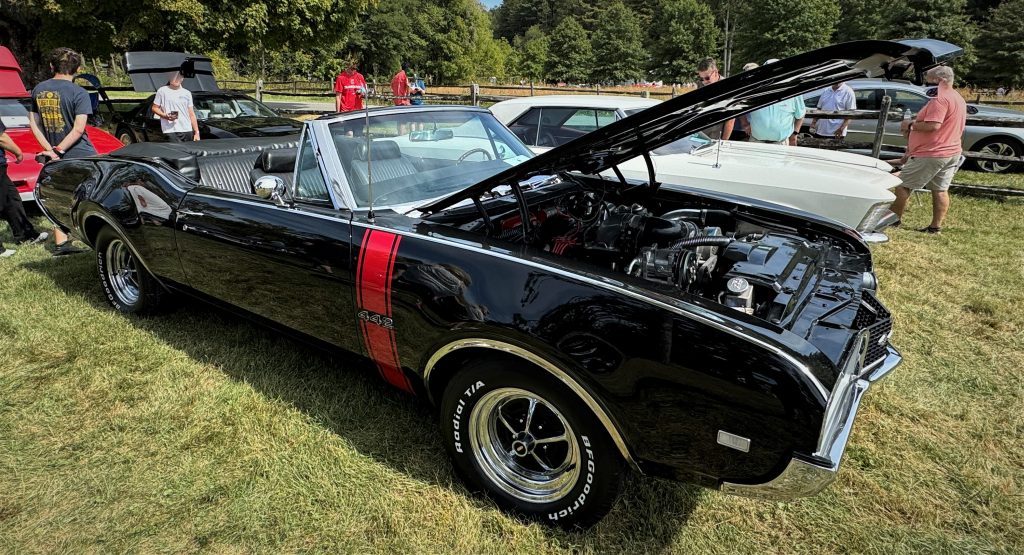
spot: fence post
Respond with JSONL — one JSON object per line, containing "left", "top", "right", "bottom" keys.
{"left": 641, "top": 90, "right": 649, "bottom": 98}
{"left": 530, "top": 80, "right": 534, "bottom": 96}
{"left": 471, "top": 83, "right": 479, "bottom": 106}
{"left": 256, "top": 79, "right": 264, "bottom": 101}
{"left": 671, "top": 83, "right": 677, "bottom": 98}
{"left": 871, "top": 95, "right": 892, "bottom": 159}
{"left": 597, "top": 84, "right": 601, "bottom": 95}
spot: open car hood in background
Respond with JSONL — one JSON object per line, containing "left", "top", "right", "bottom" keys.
{"left": 0, "top": 47, "right": 30, "bottom": 98}
{"left": 419, "top": 38, "right": 961, "bottom": 214}
{"left": 125, "top": 52, "right": 219, "bottom": 92}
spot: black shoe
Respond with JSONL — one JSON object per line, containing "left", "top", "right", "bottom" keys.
{"left": 917, "top": 226, "right": 942, "bottom": 234}
{"left": 52, "top": 241, "right": 85, "bottom": 256}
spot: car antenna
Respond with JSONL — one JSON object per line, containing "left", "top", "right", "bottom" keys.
{"left": 364, "top": 104, "right": 375, "bottom": 223}
{"left": 713, "top": 133, "right": 723, "bottom": 169}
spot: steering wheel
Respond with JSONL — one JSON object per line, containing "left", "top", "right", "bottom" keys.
{"left": 537, "top": 132, "right": 558, "bottom": 147}
{"left": 456, "top": 148, "right": 494, "bottom": 165}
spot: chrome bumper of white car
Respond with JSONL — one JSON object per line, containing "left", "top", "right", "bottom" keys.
{"left": 720, "top": 343, "right": 902, "bottom": 501}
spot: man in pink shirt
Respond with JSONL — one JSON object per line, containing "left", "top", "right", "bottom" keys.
{"left": 391, "top": 62, "right": 415, "bottom": 106}
{"left": 890, "top": 65, "right": 966, "bottom": 234}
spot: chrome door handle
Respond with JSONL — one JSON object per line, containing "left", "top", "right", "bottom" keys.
{"left": 177, "top": 209, "right": 204, "bottom": 218}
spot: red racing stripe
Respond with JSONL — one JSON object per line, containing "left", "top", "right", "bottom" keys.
{"left": 356, "top": 230, "right": 412, "bottom": 393}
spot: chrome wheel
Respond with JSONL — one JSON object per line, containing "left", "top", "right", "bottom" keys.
{"left": 105, "top": 238, "right": 140, "bottom": 306}
{"left": 468, "top": 387, "right": 580, "bottom": 503}
{"left": 118, "top": 131, "right": 134, "bottom": 145}
{"left": 977, "top": 140, "right": 1020, "bottom": 173}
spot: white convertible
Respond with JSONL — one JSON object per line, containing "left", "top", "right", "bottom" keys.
{"left": 490, "top": 95, "right": 902, "bottom": 241}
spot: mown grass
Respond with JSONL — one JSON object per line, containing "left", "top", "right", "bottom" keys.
{"left": 955, "top": 169, "right": 1024, "bottom": 190}
{"left": 2, "top": 195, "right": 1023, "bottom": 553}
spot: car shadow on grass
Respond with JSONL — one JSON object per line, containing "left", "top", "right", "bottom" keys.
{"left": 23, "top": 254, "right": 701, "bottom": 546}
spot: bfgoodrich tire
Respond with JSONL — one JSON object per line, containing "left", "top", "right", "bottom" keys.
{"left": 440, "top": 357, "right": 626, "bottom": 528}
{"left": 95, "top": 226, "right": 165, "bottom": 314}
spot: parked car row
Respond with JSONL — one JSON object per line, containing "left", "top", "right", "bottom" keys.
{"left": 36, "top": 39, "right": 962, "bottom": 528}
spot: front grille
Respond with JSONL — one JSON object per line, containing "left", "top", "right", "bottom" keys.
{"left": 855, "top": 293, "right": 892, "bottom": 368}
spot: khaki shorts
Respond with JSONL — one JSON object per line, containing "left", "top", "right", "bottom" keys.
{"left": 899, "top": 155, "right": 960, "bottom": 192}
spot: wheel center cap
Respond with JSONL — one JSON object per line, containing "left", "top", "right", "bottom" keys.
{"left": 511, "top": 432, "right": 536, "bottom": 457}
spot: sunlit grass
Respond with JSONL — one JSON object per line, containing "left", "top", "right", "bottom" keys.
{"left": 1, "top": 198, "right": 1022, "bottom": 552}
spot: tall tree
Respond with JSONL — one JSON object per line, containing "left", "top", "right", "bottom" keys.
{"left": 888, "top": 0, "right": 977, "bottom": 71}
{"left": 514, "top": 25, "right": 550, "bottom": 81}
{"left": 734, "top": 0, "right": 840, "bottom": 65}
{"left": 590, "top": 3, "right": 646, "bottom": 83}
{"left": 972, "top": 0, "right": 1024, "bottom": 87}
{"left": 834, "top": 0, "right": 890, "bottom": 42}
{"left": 646, "top": 0, "right": 719, "bottom": 82}
{"left": 493, "top": 0, "right": 552, "bottom": 40}
{"left": 546, "top": 18, "right": 592, "bottom": 83}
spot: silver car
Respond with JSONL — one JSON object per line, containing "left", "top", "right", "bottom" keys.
{"left": 805, "top": 78, "right": 1024, "bottom": 173}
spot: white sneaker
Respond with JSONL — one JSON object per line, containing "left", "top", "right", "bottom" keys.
{"left": 0, "top": 249, "right": 16, "bottom": 258}
{"left": 31, "top": 231, "right": 50, "bottom": 244}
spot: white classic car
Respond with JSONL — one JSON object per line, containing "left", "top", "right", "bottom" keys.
{"left": 490, "top": 95, "right": 902, "bottom": 241}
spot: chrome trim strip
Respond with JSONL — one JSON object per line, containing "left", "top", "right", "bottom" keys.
{"left": 721, "top": 344, "right": 901, "bottom": 500}
{"left": 422, "top": 338, "right": 639, "bottom": 470}
{"left": 860, "top": 232, "right": 889, "bottom": 244}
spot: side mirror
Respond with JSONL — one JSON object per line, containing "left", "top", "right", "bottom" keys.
{"left": 253, "top": 175, "right": 291, "bottom": 206}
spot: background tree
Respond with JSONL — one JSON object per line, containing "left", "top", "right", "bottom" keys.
{"left": 646, "top": 0, "right": 719, "bottom": 82}
{"left": 545, "top": 18, "right": 593, "bottom": 83}
{"left": 972, "top": 0, "right": 1024, "bottom": 88}
{"left": 590, "top": 3, "right": 646, "bottom": 83}
{"left": 492, "top": 0, "right": 552, "bottom": 40}
{"left": 887, "top": 0, "right": 977, "bottom": 72}
{"left": 834, "top": 0, "right": 890, "bottom": 42}
{"left": 734, "top": 0, "right": 840, "bottom": 65}
{"left": 514, "top": 25, "right": 550, "bottom": 82}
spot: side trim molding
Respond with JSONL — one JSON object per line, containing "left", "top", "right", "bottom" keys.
{"left": 422, "top": 338, "right": 640, "bottom": 470}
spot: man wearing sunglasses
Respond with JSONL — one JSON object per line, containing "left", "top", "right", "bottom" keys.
{"left": 695, "top": 58, "right": 735, "bottom": 141}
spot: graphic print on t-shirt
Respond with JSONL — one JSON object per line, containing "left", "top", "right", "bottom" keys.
{"left": 35, "top": 91, "right": 66, "bottom": 133}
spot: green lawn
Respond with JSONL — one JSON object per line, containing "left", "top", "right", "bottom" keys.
{"left": 955, "top": 169, "right": 1024, "bottom": 190}
{"left": 1, "top": 195, "right": 1022, "bottom": 553}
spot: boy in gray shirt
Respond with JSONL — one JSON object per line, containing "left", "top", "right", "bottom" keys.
{"left": 29, "top": 47, "right": 95, "bottom": 256}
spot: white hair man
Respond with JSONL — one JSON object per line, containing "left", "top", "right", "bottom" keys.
{"left": 889, "top": 65, "right": 966, "bottom": 234}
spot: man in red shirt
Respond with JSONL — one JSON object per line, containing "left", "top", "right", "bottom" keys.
{"left": 334, "top": 61, "right": 367, "bottom": 112}
{"left": 391, "top": 62, "right": 414, "bottom": 106}
{"left": 890, "top": 65, "right": 967, "bottom": 234}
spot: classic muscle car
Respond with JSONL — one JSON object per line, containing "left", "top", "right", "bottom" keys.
{"left": 490, "top": 94, "right": 903, "bottom": 241}
{"left": 112, "top": 51, "right": 303, "bottom": 145}
{"left": 35, "top": 39, "right": 957, "bottom": 528}
{"left": 0, "top": 46, "right": 122, "bottom": 202}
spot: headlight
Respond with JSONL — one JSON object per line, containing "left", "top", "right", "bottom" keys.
{"left": 856, "top": 201, "right": 896, "bottom": 233}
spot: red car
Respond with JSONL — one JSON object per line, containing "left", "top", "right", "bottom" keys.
{"left": 1, "top": 47, "right": 121, "bottom": 202}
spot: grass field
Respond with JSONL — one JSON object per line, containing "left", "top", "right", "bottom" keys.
{"left": 2, "top": 194, "right": 1023, "bottom": 553}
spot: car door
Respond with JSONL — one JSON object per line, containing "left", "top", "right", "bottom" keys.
{"left": 133, "top": 96, "right": 167, "bottom": 143}
{"left": 173, "top": 131, "right": 360, "bottom": 353}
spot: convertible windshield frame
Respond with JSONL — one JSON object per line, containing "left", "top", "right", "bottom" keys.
{"left": 191, "top": 93, "right": 278, "bottom": 120}
{"left": 313, "top": 106, "right": 534, "bottom": 211}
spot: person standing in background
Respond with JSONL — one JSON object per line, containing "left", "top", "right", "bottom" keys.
{"left": 335, "top": 61, "right": 367, "bottom": 112}
{"left": 391, "top": 62, "right": 418, "bottom": 106}
{"left": 810, "top": 81, "right": 856, "bottom": 139}
{"left": 28, "top": 47, "right": 94, "bottom": 256}
{"left": 152, "top": 72, "right": 199, "bottom": 142}
{"left": 889, "top": 65, "right": 966, "bottom": 234}
{"left": 743, "top": 59, "right": 805, "bottom": 145}
{"left": 0, "top": 120, "right": 48, "bottom": 254}
{"left": 695, "top": 58, "right": 735, "bottom": 140}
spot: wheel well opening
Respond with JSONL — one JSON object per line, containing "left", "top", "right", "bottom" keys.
{"left": 426, "top": 347, "right": 526, "bottom": 405}
{"left": 82, "top": 216, "right": 107, "bottom": 247}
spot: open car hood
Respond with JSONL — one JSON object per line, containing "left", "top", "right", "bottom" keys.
{"left": 419, "top": 39, "right": 961, "bottom": 214}
{"left": 125, "top": 52, "right": 219, "bottom": 92}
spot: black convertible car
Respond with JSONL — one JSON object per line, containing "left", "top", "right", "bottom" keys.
{"left": 113, "top": 51, "right": 303, "bottom": 144}
{"left": 36, "top": 40, "right": 958, "bottom": 528}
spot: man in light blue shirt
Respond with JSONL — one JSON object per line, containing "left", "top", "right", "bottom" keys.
{"left": 744, "top": 58, "right": 806, "bottom": 145}
{"left": 746, "top": 95, "right": 806, "bottom": 144}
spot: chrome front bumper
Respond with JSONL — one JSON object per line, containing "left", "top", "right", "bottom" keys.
{"left": 720, "top": 344, "right": 902, "bottom": 500}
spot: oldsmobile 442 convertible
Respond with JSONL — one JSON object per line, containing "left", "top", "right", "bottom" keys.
{"left": 35, "top": 40, "right": 957, "bottom": 528}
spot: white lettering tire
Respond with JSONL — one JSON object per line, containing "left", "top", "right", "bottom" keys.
{"left": 440, "top": 357, "right": 625, "bottom": 528}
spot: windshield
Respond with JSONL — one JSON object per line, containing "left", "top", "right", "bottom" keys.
{"left": 193, "top": 95, "right": 278, "bottom": 120}
{"left": 329, "top": 110, "right": 533, "bottom": 208}
{"left": 0, "top": 98, "right": 30, "bottom": 128}
{"left": 652, "top": 132, "right": 714, "bottom": 155}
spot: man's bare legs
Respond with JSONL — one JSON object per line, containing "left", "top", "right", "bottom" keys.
{"left": 930, "top": 190, "right": 950, "bottom": 229}
{"left": 890, "top": 186, "right": 913, "bottom": 220}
